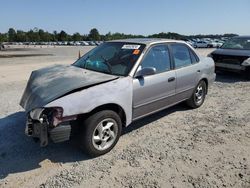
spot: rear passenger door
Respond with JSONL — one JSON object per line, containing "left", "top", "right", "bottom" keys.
{"left": 170, "top": 43, "right": 200, "bottom": 101}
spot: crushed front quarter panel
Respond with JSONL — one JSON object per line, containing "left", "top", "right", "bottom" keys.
{"left": 45, "top": 77, "right": 133, "bottom": 126}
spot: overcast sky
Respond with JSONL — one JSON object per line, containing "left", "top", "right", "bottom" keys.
{"left": 0, "top": 0, "right": 250, "bottom": 35}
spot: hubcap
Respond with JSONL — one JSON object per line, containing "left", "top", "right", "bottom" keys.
{"left": 195, "top": 85, "right": 204, "bottom": 104}
{"left": 92, "top": 118, "right": 118, "bottom": 151}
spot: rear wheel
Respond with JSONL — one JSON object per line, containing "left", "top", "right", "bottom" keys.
{"left": 186, "top": 80, "right": 207, "bottom": 108}
{"left": 80, "top": 110, "right": 122, "bottom": 157}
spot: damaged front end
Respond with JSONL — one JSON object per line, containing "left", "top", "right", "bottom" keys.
{"left": 20, "top": 64, "right": 119, "bottom": 146}
{"left": 25, "top": 107, "right": 77, "bottom": 147}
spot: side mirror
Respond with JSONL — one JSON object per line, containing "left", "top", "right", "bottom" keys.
{"left": 135, "top": 67, "right": 156, "bottom": 78}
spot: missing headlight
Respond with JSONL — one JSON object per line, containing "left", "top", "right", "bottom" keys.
{"left": 30, "top": 107, "right": 77, "bottom": 127}
{"left": 29, "top": 108, "right": 45, "bottom": 122}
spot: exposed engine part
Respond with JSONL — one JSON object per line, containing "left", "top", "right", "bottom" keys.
{"left": 25, "top": 118, "right": 49, "bottom": 147}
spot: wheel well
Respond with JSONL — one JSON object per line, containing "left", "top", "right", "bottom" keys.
{"left": 78, "top": 104, "right": 127, "bottom": 126}
{"left": 201, "top": 78, "right": 208, "bottom": 94}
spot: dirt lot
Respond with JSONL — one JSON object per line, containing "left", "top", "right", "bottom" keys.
{"left": 0, "top": 46, "right": 249, "bottom": 188}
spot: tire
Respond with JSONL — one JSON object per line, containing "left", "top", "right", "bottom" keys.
{"left": 244, "top": 67, "right": 250, "bottom": 80}
{"left": 80, "top": 110, "right": 122, "bottom": 157}
{"left": 186, "top": 80, "right": 207, "bottom": 109}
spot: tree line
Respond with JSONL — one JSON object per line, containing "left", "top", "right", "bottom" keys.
{"left": 0, "top": 27, "right": 238, "bottom": 43}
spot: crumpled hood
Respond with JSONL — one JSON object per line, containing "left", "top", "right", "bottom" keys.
{"left": 20, "top": 64, "right": 118, "bottom": 112}
{"left": 212, "top": 48, "right": 250, "bottom": 57}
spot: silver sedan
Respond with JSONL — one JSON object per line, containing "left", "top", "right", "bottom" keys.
{"left": 20, "top": 38, "right": 216, "bottom": 156}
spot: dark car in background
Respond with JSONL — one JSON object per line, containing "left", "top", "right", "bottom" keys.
{"left": 208, "top": 36, "right": 250, "bottom": 79}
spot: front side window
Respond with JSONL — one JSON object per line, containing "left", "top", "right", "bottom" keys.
{"left": 139, "top": 45, "right": 171, "bottom": 73}
{"left": 171, "top": 44, "right": 192, "bottom": 69}
{"left": 73, "top": 42, "right": 145, "bottom": 76}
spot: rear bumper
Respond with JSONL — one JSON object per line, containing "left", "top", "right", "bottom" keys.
{"left": 25, "top": 117, "right": 71, "bottom": 147}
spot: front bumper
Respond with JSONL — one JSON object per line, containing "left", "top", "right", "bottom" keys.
{"left": 215, "top": 62, "right": 246, "bottom": 72}
{"left": 25, "top": 117, "right": 71, "bottom": 147}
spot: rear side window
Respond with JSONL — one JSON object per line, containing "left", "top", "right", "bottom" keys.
{"left": 190, "top": 50, "right": 199, "bottom": 63}
{"left": 171, "top": 44, "right": 192, "bottom": 69}
{"left": 140, "top": 45, "right": 171, "bottom": 73}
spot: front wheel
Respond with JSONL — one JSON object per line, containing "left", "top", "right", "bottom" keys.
{"left": 80, "top": 110, "right": 122, "bottom": 157}
{"left": 186, "top": 80, "right": 207, "bottom": 108}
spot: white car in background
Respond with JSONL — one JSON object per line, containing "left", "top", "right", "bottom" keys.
{"left": 74, "top": 41, "right": 81, "bottom": 46}
{"left": 210, "top": 40, "right": 224, "bottom": 48}
{"left": 88, "top": 41, "right": 96, "bottom": 46}
{"left": 186, "top": 40, "right": 194, "bottom": 47}
{"left": 193, "top": 41, "right": 210, "bottom": 48}
{"left": 80, "top": 41, "right": 90, "bottom": 46}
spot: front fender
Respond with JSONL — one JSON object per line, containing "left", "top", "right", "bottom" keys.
{"left": 45, "top": 77, "right": 133, "bottom": 126}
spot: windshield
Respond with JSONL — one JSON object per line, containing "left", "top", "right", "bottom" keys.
{"left": 73, "top": 42, "right": 145, "bottom": 76}
{"left": 221, "top": 37, "right": 250, "bottom": 50}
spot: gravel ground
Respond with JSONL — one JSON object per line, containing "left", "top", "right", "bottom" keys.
{"left": 0, "top": 46, "right": 249, "bottom": 188}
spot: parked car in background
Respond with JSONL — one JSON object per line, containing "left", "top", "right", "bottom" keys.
{"left": 88, "top": 41, "right": 96, "bottom": 46}
{"left": 186, "top": 40, "right": 194, "bottom": 47}
{"left": 20, "top": 38, "right": 215, "bottom": 156}
{"left": 208, "top": 36, "right": 250, "bottom": 79}
{"left": 81, "top": 41, "right": 90, "bottom": 46}
{"left": 182, "top": 39, "right": 194, "bottom": 47}
{"left": 193, "top": 40, "right": 210, "bottom": 48}
{"left": 74, "top": 41, "right": 81, "bottom": 46}
{"left": 95, "top": 41, "right": 104, "bottom": 46}
{"left": 210, "top": 39, "right": 224, "bottom": 48}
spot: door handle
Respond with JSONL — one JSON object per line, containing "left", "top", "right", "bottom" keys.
{"left": 197, "top": 70, "right": 201, "bottom": 73}
{"left": 168, "top": 77, "right": 175, "bottom": 82}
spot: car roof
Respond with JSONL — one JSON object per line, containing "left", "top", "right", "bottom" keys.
{"left": 109, "top": 38, "right": 182, "bottom": 46}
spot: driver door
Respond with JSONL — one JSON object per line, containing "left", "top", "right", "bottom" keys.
{"left": 132, "top": 44, "right": 176, "bottom": 120}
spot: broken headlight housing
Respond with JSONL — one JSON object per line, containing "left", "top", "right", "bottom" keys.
{"left": 29, "top": 107, "right": 76, "bottom": 127}
{"left": 29, "top": 107, "right": 63, "bottom": 126}
{"left": 29, "top": 108, "right": 45, "bottom": 122}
